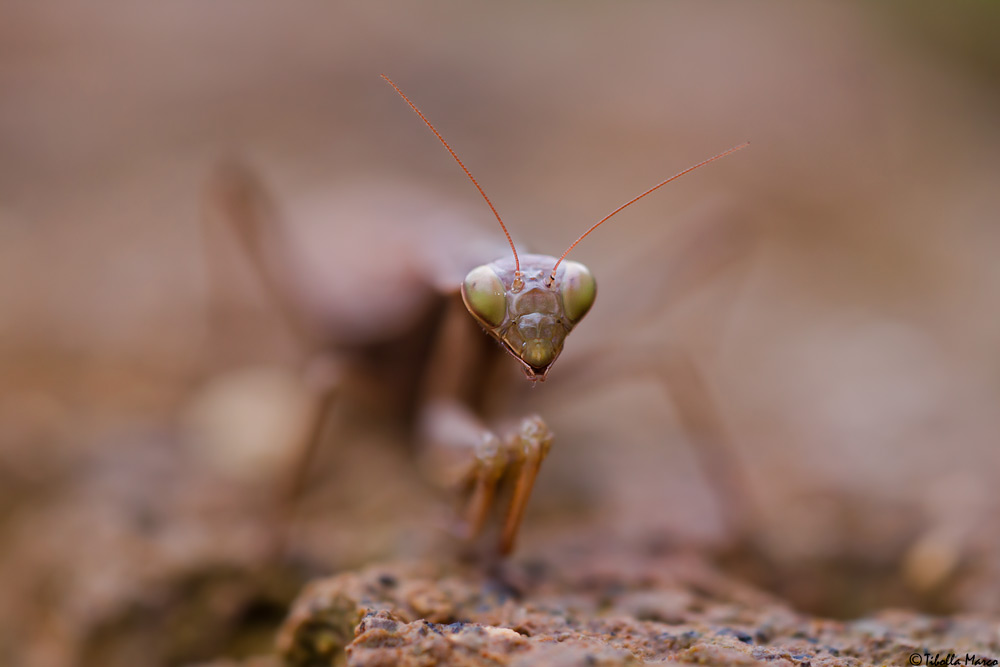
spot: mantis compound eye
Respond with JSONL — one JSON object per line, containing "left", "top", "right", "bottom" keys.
{"left": 559, "top": 261, "right": 597, "bottom": 323}
{"left": 462, "top": 265, "right": 507, "bottom": 327}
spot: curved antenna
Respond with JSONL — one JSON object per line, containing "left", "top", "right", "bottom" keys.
{"left": 381, "top": 74, "right": 521, "bottom": 278}
{"left": 550, "top": 142, "right": 750, "bottom": 280}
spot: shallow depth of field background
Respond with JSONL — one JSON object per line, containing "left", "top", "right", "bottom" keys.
{"left": 2, "top": 3, "right": 1000, "bottom": 665}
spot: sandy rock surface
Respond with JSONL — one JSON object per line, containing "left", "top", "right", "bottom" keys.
{"left": 277, "top": 547, "right": 1000, "bottom": 667}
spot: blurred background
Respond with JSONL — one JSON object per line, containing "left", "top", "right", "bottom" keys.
{"left": 2, "top": 2, "right": 1000, "bottom": 665}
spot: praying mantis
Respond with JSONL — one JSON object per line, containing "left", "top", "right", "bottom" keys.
{"left": 203, "top": 75, "right": 750, "bottom": 557}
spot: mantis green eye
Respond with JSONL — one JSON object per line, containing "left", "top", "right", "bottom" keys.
{"left": 559, "top": 261, "right": 596, "bottom": 323}
{"left": 462, "top": 265, "right": 507, "bottom": 327}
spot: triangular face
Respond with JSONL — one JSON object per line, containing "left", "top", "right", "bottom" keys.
{"left": 461, "top": 254, "right": 596, "bottom": 381}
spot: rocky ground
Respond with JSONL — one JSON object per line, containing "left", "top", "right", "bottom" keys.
{"left": 266, "top": 545, "right": 1000, "bottom": 667}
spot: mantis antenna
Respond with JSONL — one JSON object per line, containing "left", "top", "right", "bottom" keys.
{"left": 381, "top": 74, "right": 522, "bottom": 281}
{"left": 549, "top": 141, "right": 750, "bottom": 281}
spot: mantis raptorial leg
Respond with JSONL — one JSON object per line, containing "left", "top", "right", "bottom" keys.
{"left": 199, "top": 75, "right": 749, "bottom": 558}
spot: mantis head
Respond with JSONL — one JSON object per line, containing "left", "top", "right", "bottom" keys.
{"left": 462, "top": 255, "right": 595, "bottom": 380}
{"left": 382, "top": 74, "right": 746, "bottom": 382}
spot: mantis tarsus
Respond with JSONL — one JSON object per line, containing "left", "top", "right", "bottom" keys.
{"left": 204, "top": 75, "right": 750, "bottom": 557}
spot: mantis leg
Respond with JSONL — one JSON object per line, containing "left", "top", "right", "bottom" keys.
{"left": 267, "top": 357, "right": 342, "bottom": 558}
{"left": 419, "top": 400, "right": 507, "bottom": 540}
{"left": 419, "top": 295, "right": 555, "bottom": 555}
{"left": 419, "top": 401, "right": 554, "bottom": 555}
{"left": 655, "top": 350, "right": 759, "bottom": 542}
{"left": 498, "top": 416, "right": 554, "bottom": 555}
{"left": 201, "top": 160, "right": 336, "bottom": 558}
{"left": 202, "top": 159, "right": 319, "bottom": 348}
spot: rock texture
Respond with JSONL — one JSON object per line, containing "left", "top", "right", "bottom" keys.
{"left": 277, "top": 546, "right": 1000, "bottom": 666}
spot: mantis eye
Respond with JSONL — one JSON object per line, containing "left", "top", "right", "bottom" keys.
{"left": 462, "top": 265, "right": 507, "bottom": 327}
{"left": 559, "top": 261, "right": 596, "bottom": 323}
